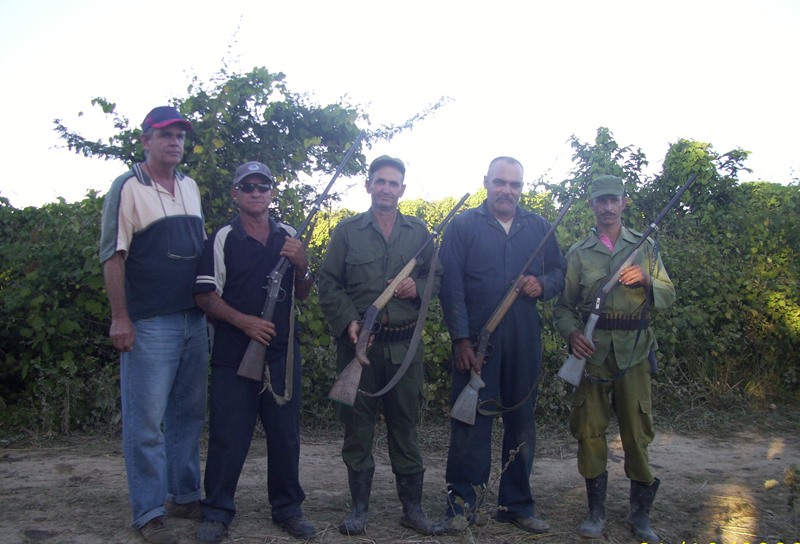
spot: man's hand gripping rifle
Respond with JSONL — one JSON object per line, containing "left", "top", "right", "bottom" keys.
{"left": 327, "top": 193, "right": 470, "bottom": 406}
{"left": 450, "top": 196, "right": 575, "bottom": 425}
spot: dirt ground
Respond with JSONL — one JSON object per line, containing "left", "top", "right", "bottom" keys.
{"left": 1, "top": 415, "right": 798, "bottom": 544}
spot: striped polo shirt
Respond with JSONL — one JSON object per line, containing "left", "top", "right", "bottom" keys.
{"left": 100, "top": 164, "right": 205, "bottom": 321}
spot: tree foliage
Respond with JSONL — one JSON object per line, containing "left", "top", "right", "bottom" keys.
{"left": 2, "top": 105, "right": 798, "bottom": 433}
{"left": 0, "top": 194, "right": 118, "bottom": 433}
{"left": 54, "top": 66, "right": 447, "bottom": 232}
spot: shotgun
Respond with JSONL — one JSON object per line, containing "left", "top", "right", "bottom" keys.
{"left": 450, "top": 196, "right": 575, "bottom": 424}
{"left": 237, "top": 130, "right": 366, "bottom": 381}
{"left": 557, "top": 173, "right": 698, "bottom": 387}
{"left": 328, "top": 192, "right": 470, "bottom": 405}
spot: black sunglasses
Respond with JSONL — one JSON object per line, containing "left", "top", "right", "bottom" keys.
{"left": 237, "top": 182, "right": 272, "bottom": 193}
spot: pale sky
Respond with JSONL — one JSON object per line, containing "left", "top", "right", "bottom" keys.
{"left": 1, "top": 0, "right": 798, "bottom": 211}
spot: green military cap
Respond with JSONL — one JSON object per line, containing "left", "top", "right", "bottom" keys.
{"left": 590, "top": 175, "right": 625, "bottom": 198}
{"left": 368, "top": 155, "right": 406, "bottom": 176}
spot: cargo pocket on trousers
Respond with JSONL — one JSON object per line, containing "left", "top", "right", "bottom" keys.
{"left": 635, "top": 397, "right": 655, "bottom": 445}
{"left": 569, "top": 393, "right": 587, "bottom": 439}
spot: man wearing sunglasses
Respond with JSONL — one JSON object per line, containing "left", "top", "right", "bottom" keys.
{"left": 100, "top": 106, "right": 208, "bottom": 544}
{"left": 193, "top": 161, "right": 316, "bottom": 543}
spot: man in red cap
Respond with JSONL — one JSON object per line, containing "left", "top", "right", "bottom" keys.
{"left": 100, "top": 106, "right": 207, "bottom": 544}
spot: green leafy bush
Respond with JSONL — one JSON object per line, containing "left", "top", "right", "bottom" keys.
{"left": 3, "top": 109, "right": 798, "bottom": 434}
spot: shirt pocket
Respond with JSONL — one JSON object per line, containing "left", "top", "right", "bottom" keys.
{"left": 345, "top": 249, "right": 379, "bottom": 286}
{"left": 580, "top": 265, "right": 608, "bottom": 289}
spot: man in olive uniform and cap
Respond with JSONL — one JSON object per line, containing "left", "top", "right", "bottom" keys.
{"left": 318, "top": 155, "right": 444, "bottom": 536}
{"left": 553, "top": 174, "right": 675, "bottom": 542}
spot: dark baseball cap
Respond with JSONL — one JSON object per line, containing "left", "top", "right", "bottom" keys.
{"left": 141, "top": 106, "right": 193, "bottom": 133}
{"left": 590, "top": 175, "right": 625, "bottom": 199}
{"left": 233, "top": 161, "right": 274, "bottom": 186}
{"left": 368, "top": 155, "right": 405, "bottom": 177}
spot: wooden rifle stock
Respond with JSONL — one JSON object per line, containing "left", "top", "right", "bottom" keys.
{"left": 450, "top": 196, "right": 575, "bottom": 424}
{"left": 557, "top": 173, "right": 698, "bottom": 387}
{"left": 328, "top": 258, "right": 427, "bottom": 404}
{"left": 353, "top": 193, "right": 471, "bottom": 365}
{"left": 237, "top": 130, "right": 366, "bottom": 381}
{"left": 328, "top": 193, "right": 470, "bottom": 405}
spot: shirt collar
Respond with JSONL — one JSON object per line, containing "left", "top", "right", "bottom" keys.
{"left": 357, "top": 208, "right": 413, "bottom": 229}
{"left": 230, "top": 215, "right": 283, "bottom": 241}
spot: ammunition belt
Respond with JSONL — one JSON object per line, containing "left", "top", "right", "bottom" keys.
{"left": 374, "top": 321, "right": 417, "bottom": 343}
{"left": 587, "top": 312, "right": 648, "bottom": 331}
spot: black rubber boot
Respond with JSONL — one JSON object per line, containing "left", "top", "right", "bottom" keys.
{"left": 578, "top": 471, "right": 607, "bottom": 538}
{"left": 626, "top": 478, "right": 660, "bottom": 543}
{"left": 395, "top": 472, "right": 444, "bottom": 536}
{"left": 338, "top": 467, "right": 374, "bottom": 535}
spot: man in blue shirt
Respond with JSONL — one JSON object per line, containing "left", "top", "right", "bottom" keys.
{"left": 439, "top": 156, "right": 565, "bottom": 534}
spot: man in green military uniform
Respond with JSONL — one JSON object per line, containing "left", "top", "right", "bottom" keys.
{"left": 318, "top": 155, "right": 443, "bottom": 536}
{"left": 553, "top": 175, "right": 675, "bottom": 542}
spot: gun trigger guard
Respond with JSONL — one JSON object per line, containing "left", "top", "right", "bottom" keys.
{"left": 469, "top": 335, "right": 493, "bottom": 356}
{"left": 276, "top": 287, "right": 286, "bottom": 302}
{"left": 359, "top": 319, "right": 381, "bottom": 335}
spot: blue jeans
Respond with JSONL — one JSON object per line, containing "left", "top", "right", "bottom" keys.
{"left": 121, "top": 310, "right": 208, "bottom": 528}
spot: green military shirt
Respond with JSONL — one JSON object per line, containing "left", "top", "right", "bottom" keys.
{"left": 318, "top": 209, "right": 442, "bottom": 364}
{"left": 553, "top": 226, "right": 675, "bottom": 369}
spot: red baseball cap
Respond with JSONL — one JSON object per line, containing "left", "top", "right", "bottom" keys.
{"left": 141, "top": 106, "right": 193, "bottom": 133}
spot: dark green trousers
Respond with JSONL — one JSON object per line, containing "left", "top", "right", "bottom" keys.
{"left": 569, "top": 351, "right": 655, "bottom": 484}
{"left": 335, "top": 340, "right": 425, "bottom": 476}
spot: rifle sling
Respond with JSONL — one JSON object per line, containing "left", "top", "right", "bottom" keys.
{"left": 360, "top": 242, "right": 440, "bottom": 399}
{"left": 477, "top": 376, "right": 539, "bottom": 418}
{"left": 261, "top": 275, "right": 296, "bottom": 405}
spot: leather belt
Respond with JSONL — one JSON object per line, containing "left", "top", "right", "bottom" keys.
{"left": 374, "top": 321, "right": 416, "bottom": 343}
{"left": 586, "top": 312, "right": 648, "bottom": 331}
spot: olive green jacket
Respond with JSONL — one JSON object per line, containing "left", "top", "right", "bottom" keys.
{"left": 553, "top": 226, "right": 675, "bottom": 369}
{"left": 318, "top": 209, "right": 442, "bottom": 363}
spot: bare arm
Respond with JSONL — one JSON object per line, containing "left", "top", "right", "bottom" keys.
{"left": 194, "top": 291, "right": 276, "bottom": 346}
{"left": 103, "top": 252, "right": 134, "bottom": 352}
{"left": 280, "top": 237, "right": 314, "bottom": 300}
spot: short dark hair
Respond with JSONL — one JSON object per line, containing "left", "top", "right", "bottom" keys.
{"left": 487, "top": 156, "right": 524, "bottom": 177}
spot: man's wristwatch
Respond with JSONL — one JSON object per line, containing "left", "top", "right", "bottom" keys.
{"left": 298, "top": 266, "right": 313, "bottom": 281}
